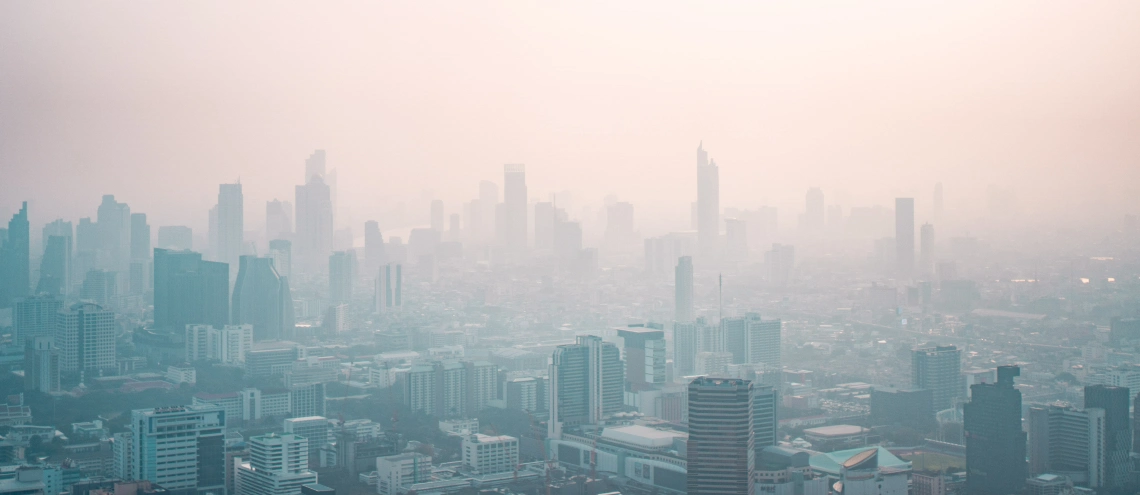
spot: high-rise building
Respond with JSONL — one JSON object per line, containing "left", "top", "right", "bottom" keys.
{"left": 232, "top": 256, "right": 294, "bottom": 341}
{"left": 363, "top": 221, "right": 384, "bottom": 277}
{"left": 896, "top": 198, "right": 915, "bottom": 276}
{"left": 696, "top": 143, "right": 720, "bottom": 253}
{"left": 56, "top": 302, "right": 116, "bottom": 373}
{"left": 38, "top": 234, "right": 71, "bottom": 297}
{"left": 269, "top": 239, "right": 292, "bottom": 280}
{"left": 964, "top": 366, "right": 1026, "bottom": 495}
{"left": 376, "top": 453, "right": 431, "bottom": 495}
{"left": 185, "top": 324, "right": 253, "bottom": 365}
{"left": 328, "top": 251, "right": 356, "bottom": 305}
{"left": 97, "top": 195, "right": 131, "bottom": 274}
{"left": 548, "top": 335, "right": 623, "bottom": 438}
{"left": 401, "top": 360, "right": 497, "bottom": 419}
{"left": 266, "top": 200, "right": 293, "bottom": 242}
{"left": 1084, "top": 385, "right": 1131, "bottom": 489}
{"left": 752, "top": 384, "right": 779, "bottom": 454}
{"left": 0, "top": 202, "right": 30, "bottom": 309}
{"left": 618, "top": 326, "right": 666, "bottom": 392}
{"left": 675, "top": 256, "right": 694, "bottom": 323}
{"left": 24, "top": 336, "right": 60, "bottom": 393}
{"left": 153, "top": 248, "right": 229, "bottom": 332}
{"left": 503, "top": 164, "right": 527, "bottom": 250}
{"left": 673, "top": 322, "right": 699, "bottom": 379}
{"left": 305, "top": 150, "right": 326, "bottom": 183}
{"left": 1027, "top": 404, "right": 1105, "bottom": 487}
{"left": 373, "top": 263, "right": 402, "bottom": 314}
{"left": 75, "top": 217, "right": 100, "bottom": 281}
{"left": 130, "top": 405, "right": 227, "bottom": 494}
{"left": 216, "top": 183, "right": 244, "bottom": 270}
{"left": 478, "top": 180, "right": 499, "bottom": 243}
{"left": 913, "top": 344, "right": 962, "bottom": 412}
{"left": 13, "top": 294, "right": 63, "bottom": 346}
{"left": 129, "top": 213, "right": 151, "bottom": 295}
{"left": 156, "top": 226, "right": 193, "bottom": 251}
{"left": 919, "top": 223, "right": 935, "bottom": 276}
{"left": 80, "top": 269, "right": 117, "bottom": 306}
{"left": 687, "top": 377, "right": 754, "bottom": 495}
{"left": 803, "top": 188, "right": 824, "bottom": 232}
{"left": 295, "top": 176, "right": 333, "bottom": 277}
{"left": 283, "top": 416, "right": 329, "bottom": 467}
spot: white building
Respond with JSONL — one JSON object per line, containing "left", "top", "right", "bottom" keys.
{"left": 236, "top": 433, "right": 317, "bottom": 495}
{"left": 695, "top": 351, "right": 733, "bottom": 376}
{"left": 461, "top": 434, "right": 519, "bottom": 475}
{"left": 375, "top": 453, "right": 431, "bottom": 495}
{"left": 284, "top": 416, "right": 329, "bottom": 463}
{"left": 57, "top": 302, "right": 116, "bottom": 373}
{"left": 166, "top": 366, "right": 197, "bottom": 385}
{"left": 186, "top": 324, "right": 254, "bottom": 365}
{"left": 111, "top": 431, "right": 133, "bottom": 479}
{"left": 130, "top": 405, "right": 226, "bottom": 493}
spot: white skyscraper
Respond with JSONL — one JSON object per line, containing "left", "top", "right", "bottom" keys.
{"left": 131, "top": 405, "right": 226, "bottom": 493}
{"left": 696, "top": 143, "right": 720, "bottom": 254}
{"left": 56, "top": 302, "right": 115, "bottom": 373}
{"left": 217, "top": 183, "right": 245, "bottom": 271}
{"left": 236, "top": 433, "right": 317, "bottom": 495}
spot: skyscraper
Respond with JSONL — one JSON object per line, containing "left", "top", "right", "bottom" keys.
{"left": 130, "top": 213, "right": 151, "bottom": 294}
{"left": 1027, "top": 404, "right": 1105, "bottom": 486}
{"left": 236, "top": 433, "right": 317, "bottom": 495}
{"left": 13, "top": 294, "right": 62, "bottom": 346}
{"left": 687, "top": 377, "right": 754, "bottom": 495}
{"left": 617, "top": 326, "right": 666, "bottom": 392}
{"left": 24, "top": 336, "right": 60, "bottom": 393}
{"left": 157, "top": 225, "right": 193, "bottom": 250}
{"left": 752, "top": 384, "right": 779, "bottom": 453}
{"left": 964, "top": 366, "right": 1026, "bottom": 495}
{"left": 153, "top": 248, "right": 229, "bottom": 332}
{"left": 548, "top": 335, "right": 623, "bottom": 438}
{"left": 912, "top": 345, "right": 962, "bottom": 412}
{"left": 131, "top": 405, "right": 226, "bottom": 494}
{"left": 0, "top": 202, "right": 30, "bottom": 309}
{"left": 364, "top": 220, "right": 385, "bottom": 277}
{"left": 80, "top": 269, "right": 117, "bottom": 306}
{"left": 696, "top": 142, "right": 720, "bottom": 253}
{"left": 56, "top": 302, "right": 116, "bottom": 373}
{"left": 38, "top": 235, "right": 71, "bottom": 297}
{"left": 75, "top": 217, "right": 99, "bottom": 283}
{"left": 373, "top": 263, "right": 402, "bottom": 314}
{"left": 266, "top": 199, "right": 293, "bottom": 241}
{"left": 269, "top": 239, "right": 292, "bottom": 280}
{"left": 675, "top": 256, "right": 694, "bottom": 323}
{"left": 919, "top": 223, "right": 935, "bottom": 276}
{"left": 232, "top": 255, "right": 294, "bottom": 341}
{"left": 328, "top": 251, "right": 357, "bottom": 305}
{"left": 305, "top": 149, "right": 326, "bottom": 183}
{"left": 503, "top": 164, "right": 527, "bottom": 250}
{"left": 895, "top": 198, "right": 915, "bottom": 276}
{"left": 97, "top": 195, "right": 131, "bottom": 274}
{"left": 295, "top": 177, "right": 333, "bottom": 277}
{"left": 216, "top": 183, "right": 244, "bottom": 270}
{"left": 673, "top": 322, "right": 698, "bottom": 378}
{"left": 1084, "top": 385, "right": 1131, "bottom": 489}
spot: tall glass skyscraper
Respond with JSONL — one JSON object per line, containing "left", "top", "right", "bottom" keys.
{"left": 964, "top": 366, "right": 1026, "bottom": 495}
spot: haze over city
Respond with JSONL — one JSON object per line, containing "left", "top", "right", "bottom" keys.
{"left": 1, "top": 4, "right": 1140, "bottom": 495}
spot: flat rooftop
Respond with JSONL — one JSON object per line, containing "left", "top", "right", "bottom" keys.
{"left": 601, "top": 425, "right": 685, "bottom": 448}
{"left": 803, "top": 425, "right": 868, "bottom": 438}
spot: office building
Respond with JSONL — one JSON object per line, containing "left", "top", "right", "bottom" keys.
{"left": 673, "top": 322, "right": 699, "bottom": 378}
{"left": 695, "top": 352, "right": 732, "bottom": 376}
{"left": 373, "top": 263, "right": 402, "bottom": 314}
{"left": 895, "top": 198, "right": 914, "bottom": 276}
{"left": 295, "top": 175, "right": 334, "bottom": 277}
{"left": 128, "top": 212, "right": 151, "bottom": 293}
{"left": 153, "top": 248, "right": 229, "bottom": 331}
{"left": 269, "top": 239, "right": 292, "bottom": 280}
{"left": 687, "top": 377, "right": 754, "bottom": 495}
{"left": 215, "top": 183, "right": 244, "bottom": 270}
{"left": 284, "top": 416, "right": 330, "bottom": 464}
{"left": 870, "top": 386, "right": 934, "bottom": 429}
{"left": 675, "top": 256, "right": 694, "bottom": 323}
{"left": 0, "top": 202, "right": 30, "bottom": 309}
{"left": 363, "top": 221, "right": 384, "bottom": 277}
{"left": 548, "top": 336, "right": 623, "bottom": 438}
{"left": 57, "top": 302, "right": 116, "bottom": 373}
{"left": 721, "top": 313, "right": 783, "bottom": 371}
{"left": 1084, "top": 385, "right": 1131, "bottom": 489}
{"left": 131, "top": 405, "right": 226, "bottom": 494}
{"left": 696, "top": 142, "right": 720, "bottom": 254}
{"left": 753, "top": 384, "right": 778, "bottom": 452}
{"left": 402, "top": 360, "right": 497, "bottom": 418}
{"left": 461, "top": 434, "right": 518, "bottom": 475}
{"left": 13, "top": 294, "right": 63, "bottom": 346}
{"left": 38, "top": 234, "right": 71, "bottom": 297}
{"left": 912, "top": 345, "right": 962, "bottom": 412}
{"left": 503, "top": 164, "right": 527, "bottom": 250}
{"left": 24, "top": 336, "right": 60, "bottom": 393}
{"left": 964, "top": 366, "right": 1026, "bottom": 495}
{"left": 185, "top": 324, "right": 253, "bottom": 365}
{"left": 267, "top": 200, "right": 293, "bottom": 241}
{"left": 1027, "top": 404, "right": 1105, "bottom": 487}
{"left": 236, "top": 433, "right": 317, "bottom": 495}
{"left": 328, "top": 251, "right": 356, "bottom": 305}
{"left": 97, "top": 195, "right": 131, "bottom": 274}
{"left": 233, "top": 256, "right": 294, "bottom": 341}
{"left": 80, "top": 269, "right": 117, "bottom": 306}
{"left": 156, "top": 226, "right": 193, "bottom": 251}
{"left": 375, "top": 453, "right": 431, "bottom": 495}
{"left": 618, "top": 326, "right": 666, "bottom": 392}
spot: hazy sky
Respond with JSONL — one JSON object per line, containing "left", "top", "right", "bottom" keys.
{"left": 3, "top": 1, "right": 1139, "bottom": 234}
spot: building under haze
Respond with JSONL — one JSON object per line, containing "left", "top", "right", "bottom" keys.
{"left": 503, "top": 164, "right": 527, "bottom": 251}
{"left": 13, "top": 294, "right": 62, "bottom": 346}
{"left": 328, "top": 251, "right": 356, "bottom": 305}
{"left": 895, "top": 197, "right": 915, "bottom": 277}
{"left": 232, "top": 255, "right": 294, "bottom": 341}
{"left": 57, "top": 302, "right": 116, "bottom": 374}
{"left": 129, "top": 212, "right": 151, "bottom": 294}
{"left": 157, "top": 225, "right": 193, "bottom": 251}
{"left": 266, "top": 199, "right": 293, "bottom": 242}
{"left": 964, "top": 366, "right": 1025, "bottom": 495}
{"left": 38, "top": 232, "right": 71, "bottom": 297}
{"left": 548, "top": 335, "right": 623, "bottom": 438}
{"left": 912, "top": 344, "right": 962, "bottom": 412}
{"left": 687, "top": 377, "right": 754, "bottom": 495}
{"left": 374, "top": 263, "right": 402, "bottom": 314}
{"left": 295, "top": 173, "right": 334, "bottom": 278}
{"left": 24, "top": 336, "right": 60, "bottom": 393}
{"left": 675, "top": 256, "right": 694, "bottom": 323}
{"left": 153, "top": 248, "right": 229, "bottom": 332}
{"left": 1083, "top": 385, "right": 1132, "bottom": 490}
{"left": 0, "top": 202, "right": 30, "bottom": 309}
{"left": 131, "top": 405, "right": 226, "bottom": 495}
{"left": 97, "top": 194, "right": 131, "bottom": 275}
{"left": 696, "top": 142, "right": 720, "bottom": 254}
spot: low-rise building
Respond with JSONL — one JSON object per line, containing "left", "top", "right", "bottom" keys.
{"left": 461, "top": 434, "right": 519, "bottom": 475}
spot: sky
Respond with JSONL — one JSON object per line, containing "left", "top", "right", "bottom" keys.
{"left": 2, "top": 1, "right": 1139, "bottom": 236}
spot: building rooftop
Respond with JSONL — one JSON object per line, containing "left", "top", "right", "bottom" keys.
{"left": 600, "top": 425, "right": 685, "bottom": 448}
{"left": 803, "top": 425, "right": 868, "bottom": 438}
{"left": 809, "top": 446, "right": 909, "bottom": 476}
